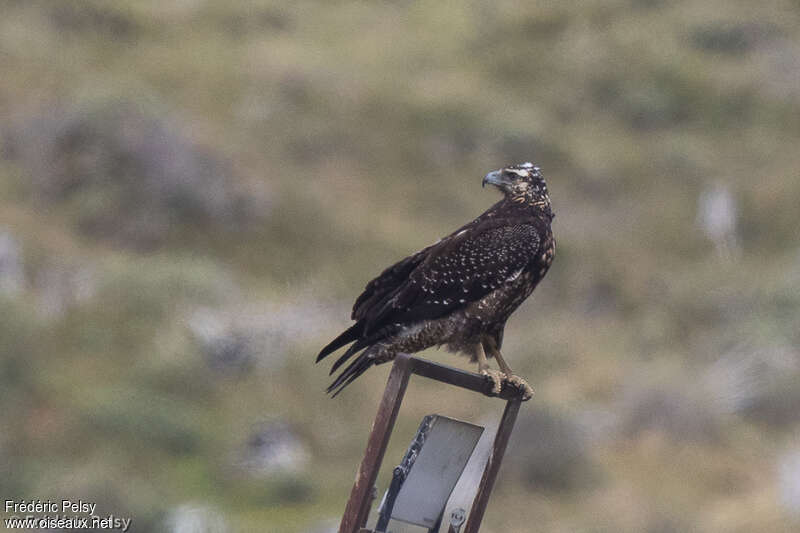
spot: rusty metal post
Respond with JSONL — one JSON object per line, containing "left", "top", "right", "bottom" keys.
{"left": 339, "top": 354, "right": 414, "bottom": 533}
{"left": 338, "top": 354, "right": 524, "bottom": 533}
{"left": 463, "top": 398, "right": 521, "bottom": 533}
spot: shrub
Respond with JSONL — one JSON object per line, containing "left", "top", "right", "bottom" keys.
{"left": 5, "top": 97, "right": 267, "bottom": 249}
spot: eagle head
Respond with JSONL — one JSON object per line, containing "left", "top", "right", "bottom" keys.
{"left": 482, "top": 162, "right": 553, "bottom": 216}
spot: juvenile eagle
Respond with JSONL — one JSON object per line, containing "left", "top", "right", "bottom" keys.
{"left": 317, "top": 163, "right": 555, "bottom": 399}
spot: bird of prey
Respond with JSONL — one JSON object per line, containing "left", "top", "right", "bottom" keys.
{"left": 317, "top": 163, "right": 555, "bottom": 400}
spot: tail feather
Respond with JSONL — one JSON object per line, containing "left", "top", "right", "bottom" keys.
{"left": 327, "top": 351, "right": 377, "bottom": 397}
{"left": 316, "top": 321, "right": 364, "bottom": 362}
{"left": 329, "top": 338, "right": 369, "bottom": 375}
{"left": 329, "top": 324, "right": 399, "bottom": 375}
{"left": 318, "top": 322, "right": 398, "bottom": 397}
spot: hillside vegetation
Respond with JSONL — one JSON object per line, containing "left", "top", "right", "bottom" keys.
{"left": 1, "top": 1, "right": 799, "bottom": 531}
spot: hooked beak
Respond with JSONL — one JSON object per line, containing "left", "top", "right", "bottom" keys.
{"left": 482, "top": 169, "right": 510, "bottom": 189}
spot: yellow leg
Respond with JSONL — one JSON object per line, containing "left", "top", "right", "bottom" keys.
{"left": 475, "top": 343, "right": 503, "bottom": 395}
{"left": 492, "top": 347, "right": 514, "bottom": 376}
{"left": 482, "top": 338, "right": 534, "bottom": 400}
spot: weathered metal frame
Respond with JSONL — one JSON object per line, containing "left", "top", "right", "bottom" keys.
{"left": 339, "top": 353, "right": 523, "bottom": 533}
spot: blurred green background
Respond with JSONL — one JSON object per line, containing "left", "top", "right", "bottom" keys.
{"left": 1, "top": 1, "right": 799, "bottom": 531}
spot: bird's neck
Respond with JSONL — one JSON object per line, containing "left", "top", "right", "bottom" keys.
{"left": 495, "top": 197, "right": 553, "bottom": 221}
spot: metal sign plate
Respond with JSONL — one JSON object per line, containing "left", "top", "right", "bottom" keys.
{"left": 390, "top": 415, "right": 483, "bottom": 528}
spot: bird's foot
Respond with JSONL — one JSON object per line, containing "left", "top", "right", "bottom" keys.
{"left": 481, "top": 370, "right": 534, "bottom": 400}
{"left": 480, "top": 369, "right": 504, "bottom": 396}
{"left": 506, "top": 374, "right": 534, "bottom": 401}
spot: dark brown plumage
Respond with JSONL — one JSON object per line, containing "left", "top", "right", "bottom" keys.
{"left": 317, "top": 163, "right": 555, "bottom": 398}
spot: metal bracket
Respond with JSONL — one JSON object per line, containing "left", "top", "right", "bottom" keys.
{"left": 448, "top": 507, "right": 467, "bottom": 533}
{"left": 338, "top": 353, "right": 523, "bottom": 533}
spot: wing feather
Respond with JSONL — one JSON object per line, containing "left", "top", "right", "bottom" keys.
{"left": 362, "top": 221, "right": 541, "bottom": 333}
{"left": 349, "top": 204, "right": 504, "bottom": 321}
{"left": 351, "top": 246, "right": 432, "bottom": 320}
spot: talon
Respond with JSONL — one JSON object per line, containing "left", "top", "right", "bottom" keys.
{"left": 480, "top": 369, "right": 504, "bottom": 395}
{"left": 506, "top": 374, "right": 534, "bottom": 400}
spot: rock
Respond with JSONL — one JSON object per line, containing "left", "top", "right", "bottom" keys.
{"left": 187, "top": 299, "right": 340, "bottom": 373}
{"left": 164, "top": 504, "right": 228, "bottom": 533}
{"left": 238, "top": 421, "right": 310, "bottom": 476}
{"left": 5, "top": 98, "right": 269, "bottom": 249}
{"left": 697, "top": 182, "right": 739, "bottom": 260}
{"left": 0, "top": 229, "right": 24, "bottom": 296}
{"left": 35, "top": 261, "right": 97, "bottom": 318}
